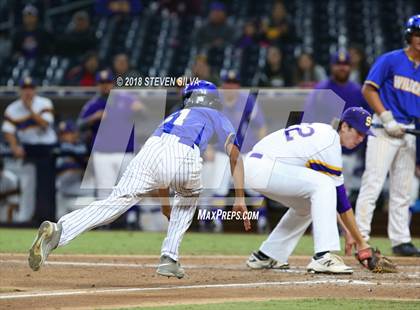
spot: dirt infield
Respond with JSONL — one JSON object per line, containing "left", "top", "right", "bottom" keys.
{"left": 1, "top": 254, "right": 419, "bottom": 309}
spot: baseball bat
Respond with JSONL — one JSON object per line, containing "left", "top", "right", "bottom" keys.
{"left": 372, "top": 124, "right": 420, "bottom": 136}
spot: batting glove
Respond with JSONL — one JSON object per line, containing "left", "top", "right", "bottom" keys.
{"left": 379, "top": 111, "right": 405, "bottom": 138}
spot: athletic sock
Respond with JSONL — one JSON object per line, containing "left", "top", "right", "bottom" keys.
{"left": 314, "top": 251, "right": 329, "bottom": 260}
{"left": 256, "top": 250, "right": 270, "bottom": 260}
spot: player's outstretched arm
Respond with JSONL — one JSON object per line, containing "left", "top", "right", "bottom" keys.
{"left": 337, "top": 214, "right": 356, "bottom": 256}
{"left": 339, "top": 208, "right": 370, "bottom": 252}
{"left": 226, "top": 143, "right": 251, "bottom": 231}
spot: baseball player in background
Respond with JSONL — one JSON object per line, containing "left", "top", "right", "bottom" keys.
{"left": 2, "top": 77, "right": 57, "bottom": 224}
{"left": 28, "top": 80, "right": 250, "bottom": 278}
{"left": 355, "top": 15, "right": 420, "bottom": 256}
{"left": 55, "top": 120, "right": 93, "bottom": 219}
{"left": 246, "top": 107, "right": 374, "bottom": 274}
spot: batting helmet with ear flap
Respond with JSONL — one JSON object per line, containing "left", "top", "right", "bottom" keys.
{"left": 182, "top": 80, "right": 223, "bottom": 110}
{"left": 405, "top": 14, "right": 420, "bottom": 43}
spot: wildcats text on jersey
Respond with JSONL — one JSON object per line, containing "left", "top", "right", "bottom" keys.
{"left": 393, "top": 75, "right": 420, "bottom": 96}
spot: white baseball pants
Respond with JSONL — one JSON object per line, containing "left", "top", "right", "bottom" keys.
{"left": 58, "top": 134, "right": 202, "bottom": 260}
{"left": 355, "top": 121, "right": 416, "bottom": 246}
{"left": 244, "top": 154, "right": 340, "bottom": 263}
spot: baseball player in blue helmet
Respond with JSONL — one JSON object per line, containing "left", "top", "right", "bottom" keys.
{"left": 28, "top": 80, "right": 250, "bottom": 278}
{"left": 355, "top": 14, "right": 420, "bottom": 256}
{"left": 182, "top": 80, "right": 223, "bottom": 110}
{"left": 405, "top": 14, "right": 420, "bottom": 43}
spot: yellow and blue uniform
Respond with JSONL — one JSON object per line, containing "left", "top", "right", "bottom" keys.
{"left": 365, "top": 49, "right": 420, "bottom": 124}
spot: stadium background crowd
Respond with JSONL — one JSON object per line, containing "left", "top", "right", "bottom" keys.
{"left": 0, "top": 0, "right": 419, "bottom": 236}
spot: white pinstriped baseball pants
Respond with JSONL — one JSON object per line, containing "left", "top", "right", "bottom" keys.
{"left": 58, "top": 134, "right": 202, "bottom": 260}
{"left": 355, "top": 120, "right": 416, "bottom": 246}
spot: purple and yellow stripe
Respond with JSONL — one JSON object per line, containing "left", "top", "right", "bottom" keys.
{"left": 305, "top": 159, "right": 342, "bottom": 177}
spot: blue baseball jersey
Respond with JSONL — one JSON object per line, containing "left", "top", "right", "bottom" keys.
{"left": 152, "top": 107, "right": 238, "bottom": 153}
{"left": 365, "top": 49, "right": 420, "bottom": 124}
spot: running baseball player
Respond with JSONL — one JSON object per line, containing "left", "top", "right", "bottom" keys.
{"left": 246, "top": 107, "right": 396, "bottom": 274}
{"left": 355, "top": 15, "right": 420, "bottom": 256}
{"left": 28, "top": 80, "right": 250, "bottom": 278}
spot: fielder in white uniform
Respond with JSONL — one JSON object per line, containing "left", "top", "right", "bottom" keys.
{"left": 246, "top": 107, "right": 373, "bottom": 274}
{"left": 28, "top": 80, "right": 250, "bottom": 278}
{"left": 2, "top": 77, "right": 57, "bottom": 223}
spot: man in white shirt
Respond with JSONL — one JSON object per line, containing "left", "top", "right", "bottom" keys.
{"left": 2, "top": 77, "right": 57, "bottom": 223}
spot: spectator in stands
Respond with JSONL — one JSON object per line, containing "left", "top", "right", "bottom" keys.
{"left": 55, "top": 120, "right": 93, "bottom": 219}
{"left": 189, "top": 54, "right": 220, "bottom": 85}
{"left": 66, "top": 51, "right": 99, "bottom": 86}
{"left": 0, "top": 158, "right": 19, "bottom": 223}
{"left": 0, "top": 30, "right": 11, "bottom": 60}
{"left": 259, "top": 46, "right": 292, "bottom": 87}
{"left": 2, "top": 77, "right": 57, "bottom": 224}
{"left": 195, "top": 2, "right": 234, "bottom": 50}
{"left": 314, "top": 51, "right": 370, "bottom": 112}
{"left": 158, "top": 0, "right": 201, "bottom": 16}
{"left": 112, "top": 52, "right": 140, "bottom": 78}
{"left": 95, "top": 0, "right": 142, "bottom": 16}
{"left": 348, "top": 45, "right": 370, "bottom": 84}
{"left": 236, "top": 19, "right": 260, "bottom": 49}
{"left": 57, "top": 11, "right": 98, "bottom": 57}
{"left": 11, "top": 4, "right": 53, "bottom": 59}
{"left": 260, "top": 1, "right": 294, "bottom": 48}
{"left": 292, "top": 52, "right": 327, "bottom": 88}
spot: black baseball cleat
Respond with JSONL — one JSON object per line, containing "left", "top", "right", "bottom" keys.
{"left": 392, "top": 242, "right": 420, "bottom": 256}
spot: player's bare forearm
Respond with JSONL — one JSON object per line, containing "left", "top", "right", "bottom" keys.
{"left": 227, "top": 143, "right": 245, "bottom": 201}
{"left": 226, "top": 143, "right": 250, "bottom": 231}
{"left": 362, "top": 84, "right": 386, "bottom": 115}
{"left": 339, "top": 208, "right": 369, "bottom": 250}
{"left": 29, "top": 111, "right": 49, "bottom": 128}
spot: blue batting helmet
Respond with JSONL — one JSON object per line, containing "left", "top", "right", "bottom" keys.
{"left": 405, "top": 14, "right": 420, "bottom": 42}
{"left": 182, "top": 80, "right": 223, "bottom": 110}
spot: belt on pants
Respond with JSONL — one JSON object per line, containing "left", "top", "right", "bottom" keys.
{"left": 249, "top": 152, "right": 263, "bottom": 159}
{"left": 153, "top": 132, "right": 197, "bottom": 149}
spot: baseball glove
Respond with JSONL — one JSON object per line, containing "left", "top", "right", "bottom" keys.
{"left": 355, "top": 247, "right": 397, "bottom": 273}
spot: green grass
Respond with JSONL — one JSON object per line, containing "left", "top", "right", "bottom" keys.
{"left": 1, "top": 228, "right": 417, "bottom": 256}
{"left": 115, "top": 299, "right": 420, "bottom": 310}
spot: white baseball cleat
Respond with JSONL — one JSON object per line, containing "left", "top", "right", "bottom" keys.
{"left": 246, "top": 251, "right": 289, "bottom": 270}
{"left": 156, "top": 255, "right": 185, "bottom": 279}
{"left": 306, "top": 252, "right": 353, "bottom": 274}
{"left": 28, "top": 221, "right": 62, "bottom": 271}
